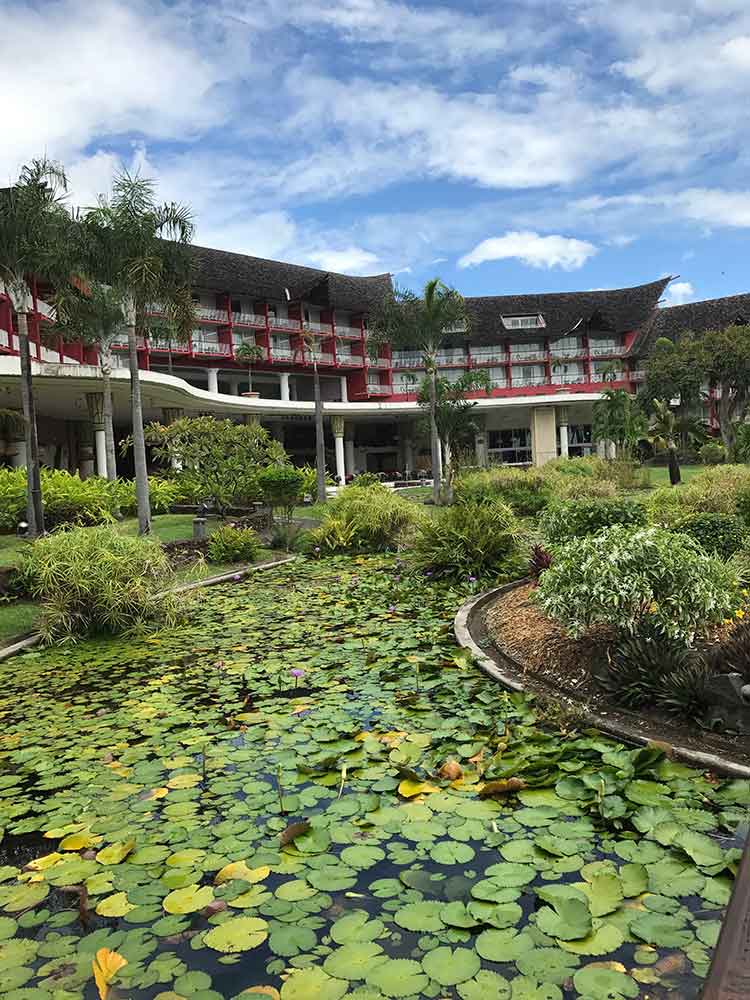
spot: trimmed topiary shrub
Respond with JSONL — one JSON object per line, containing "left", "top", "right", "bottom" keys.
{"left": 535, "top": 525, "right": 740, "bottom": 643}
{"left": 17, "top": 526, "right": 181, "bottom": 642}
{"left": 207, "top": 524, "right": 261, "bottom": 564}
{"left": 410, "top": 499, "right": 525, "bottom": 580}
{"left": 541, "top": 497, "right": 647, "bottom": 544}
{"left": 309, "top": 484, "right": 424, "bottom": 552}
{"left": 258, "top": 464, "right": 307, "bottom": 522}
{"left": 675, "top": 512, "right": 747, "bottom": 559}
{"left": 699, "top": 440, "right": 726, "bottom": 465}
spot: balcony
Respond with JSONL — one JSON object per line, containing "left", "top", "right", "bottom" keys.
{"left": 550, "top": 347, "right": 584, "bottom": 359}
{"left": 307, "top": 352, "right": 335, "bottom": 366}
{"left": 336, "top": 354, "right": 363, "bottom": 367}
{"left": 551, "top": 374, "right": 586, "bottom": 385}
{"left": 366, "top": 383, "right": 391, "bottom": 395}
{"left": 392, "top": 352, "right": 424, "bottom": 368}
{"left": 471, "top": 348, "right": 507, "bottom": 364}
{"left": 589, "top": 345, "right": 622, "bottom": 357}
{"left": 511, "top": 378, "right": 550, "bottom": 388}
{"left": 510, "top": 350, "right": 546, "bottom": 362}
{"left": 149, "top": 338, "right": 191, "bottom": 354}
{"left": 192, "top": 339, "right": 232, "bottom": 356}
{"left": 369, "top": 357, "right": 391, "bottom": 369}
{"left": 270, "top": 346, "right": 296, "bottom": 362}
{"left": 304, "top": 321, "right": 333, "bottom": 335}
{"left": 196, "top": 306, "right": 228, "bottom": 323}
{"left": 270, "top": 316, "right": 301, "bottom": 331}
{"left": 232, "top": 312, "right": 267, "bottom": 328}
{"left": 434, "top": 351, "right": 467, "bottom": 366}
{"left": 336, "top": 324, "right": 362, "bottom": 339}
{"left": 630, "top": 369, "right": 646, "bottom": 381}
{"left": 489, "top": 378, "right": 509, "bottom": 390}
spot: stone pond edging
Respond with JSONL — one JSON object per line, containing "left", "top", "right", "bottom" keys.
{"left": 0, "top": 555, "right": 297, "bottom": 663}
{"left": 454, "top": 580, "right": 750, "bottom": 780}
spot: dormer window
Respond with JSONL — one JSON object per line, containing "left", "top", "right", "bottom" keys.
{"left": 501, "top": 314, "right": 546, "bottom": 330}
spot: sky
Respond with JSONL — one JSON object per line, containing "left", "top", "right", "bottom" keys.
{"left": 4, "top": 0, "right": 750, "bottom": 307}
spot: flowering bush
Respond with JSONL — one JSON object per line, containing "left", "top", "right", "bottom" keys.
{"left": 535, "top": 525, "right": 740, "bottom": 643}
{"left": 541, "top": 497, "right": 647, "bottom": 544}
{"left": 410, "top": 499, "right": 525, "bottom": 580}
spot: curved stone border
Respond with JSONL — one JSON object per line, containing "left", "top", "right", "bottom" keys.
{"left": 0, "top": 555, "right": 297, "bottom": 662}
{"left": 455, "top": 581, "right": 750, "bottom": 780}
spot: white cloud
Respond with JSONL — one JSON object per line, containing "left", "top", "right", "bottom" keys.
{"left": 662, "top": 281, "right": 696, "bottom": 307}
{"left": 572, "top": 188, "right": 750, "bottom": 229}
{"left": 306, "top": 247, "right": 381, "bottom": 274}
{"left": 458, "top": 231, "right": 598, "bottom": 271}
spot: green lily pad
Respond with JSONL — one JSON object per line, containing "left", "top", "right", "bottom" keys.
{"left": 330, "top": 910, "right": 385, "bottom": 944}
{"left": 476, "top": 928, "right": 535, "bottom": 962}
{"left": 163, "top": 883, "right": 214, "bottom": 914}
{"left": 268, "top": 923, "right": 318, "bottom": 957}
{"left": 281, "top": 966, "right": 348, "bottom": 999}
{"left": 203, "top": 915, "right": 269, "bottom": 953}
{"left": 457, "top": 970, "right": 512, "bottom": 999}
{"left": 421, "top": 945, "right": 480, "bottom": 986}
{"left": 324, "top": 941, "right": 385, "bottom": 980}
{"left": 365, "top": 958, "right": 429, "bottom": 997}
{"left": 573, "top": 964, "right": 639, "bottom": 998}
{"left": 515, "top": 947, "right": 579, "bottom": 985}
{"left": 630, "top": 912, "right": 693, "bottom": 948}
{"left": 393, "top": 900, "right": 445, "bottom": 932}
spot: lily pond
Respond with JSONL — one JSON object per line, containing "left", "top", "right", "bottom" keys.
{"left": 0, "top": 556, "right": 747, "bottom": 1000}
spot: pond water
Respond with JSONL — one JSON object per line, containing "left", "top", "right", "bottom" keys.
{"left": 0, "top": 555, "right": 746, "bottom": 1000}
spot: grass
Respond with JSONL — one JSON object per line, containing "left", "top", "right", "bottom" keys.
{"left": 0, "top": 600, "right": 38, "bottom": 644}
{"left": 647, "top": 464, "right": 703, "bottom": 487}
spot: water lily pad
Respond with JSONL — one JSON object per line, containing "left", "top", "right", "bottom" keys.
{"left": 559, "top": 922, "right": 625, "bottom": 956}
{"left": 324, "top": 941, "right": 385, "bottom": 979}
{"left": 268, "top": 923, "right": 318, "bottom": 957}
{"left": 163, "top": 884, "right": 214, "bottom": 914}
{"left": 96, "top": 892, "right": 136, "bottom": 918}
{"left": 394, "top": 900, "right": 445, "bottom": 932}
{"left": 340, "top": 846, "right": 386, "bottom": 869}
{"left": 280, "top": 967, "right": 348, "bottom": 1000}
{"left": 430, "top": 841, "right": 475, "bottom": 865}
{"left": 365, "top": 958, "right": 428, "bottom": 997}
{"left": 515, "top": 947, "right": 579, "bottom": 985}
{"left": 536, "top": 897, "right": 592, "bottom": 941}
{"left": 573, "top": 965, "right": 639, "bottom": 999}
{"left": 203, "top": 915, "right": 269, "bottom": 953}
{"left": 330, "top": 910, "right": 386, "bottom": 945}
{"left": 421, "top": 945, "right": 480, "bottom": 986}
{"left": 630, "top": 912, "right": 693, "bottom": 948}
{"left": 476, "top": 928, "right": 535, "bottom": 962}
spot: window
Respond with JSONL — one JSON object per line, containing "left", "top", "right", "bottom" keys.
{"left": 501, "top": 314, "right": 545, "bottom": 330}
{"left": 488, "top": 427, "right": 532, "bottom": 464}
{"left": 191, "top": 292, "right": 200, "bottom": 303}
{"left": 231, "top": 298, "right": 241, "bottom": 314}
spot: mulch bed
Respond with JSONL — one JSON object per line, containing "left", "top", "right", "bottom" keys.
{"left": 484, "top": 582, "right": 750, "bottom": 769}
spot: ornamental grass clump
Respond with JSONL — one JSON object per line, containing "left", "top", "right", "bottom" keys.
{"left": 410, "top": 498, "right": 525, "bottom": 581}
{"left": 535, "top": 525, "right": 740, "bottom": 644}
{"left": 541, "top": 497, "right": 646, "bottom": 545}
{"left": 454, "top": 467, "right": 552, "bottom": 515}
{"left": 17, "top": 526, "right": 182, "bottom": 642}
{"left": 207, "top": 524, "right": 261, "bottom": 564}
{"left": 310, "top": 484, "right": 424, "bottom": 553}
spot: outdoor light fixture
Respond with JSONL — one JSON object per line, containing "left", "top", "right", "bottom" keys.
{"left": 16, "top": 520, "right": 29, "bottom": 538}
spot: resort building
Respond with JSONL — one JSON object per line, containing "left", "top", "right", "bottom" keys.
{"left": 1, "top": 247, "right": 748, "bottom": 481}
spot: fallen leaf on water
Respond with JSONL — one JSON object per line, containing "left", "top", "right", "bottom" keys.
{"left": 478, "top": 778, "right": 527, "bottom": 797}
{"left": 279, "top": 820, "right": 311, "bottom": 847}
{"left": 92, "top": 947, "right": 127, "bottom": 1000}
{"left": 438, "top": 760, "right": 463, "bottom": 781}
{"left": 398, "top": 779, "right": 439, "bottom": 798}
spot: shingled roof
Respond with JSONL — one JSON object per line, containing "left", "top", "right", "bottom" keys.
{"left": 460, "top": 277, "right": 672, "bottom": 346}
{"left": 189, "top": 245, "right": 392, "bottom": 313}
{"left": 631, "top": 291, "right": 750, "bottom": 356}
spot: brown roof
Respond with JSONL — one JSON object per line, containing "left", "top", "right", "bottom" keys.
{"left": 631, "top": 291, "right": 750, "bottom": 355}
{"left": 189, "top": 245, "right": 392, "bottom": 313}
{"left": 462, "top": 277, "right": 672, "bottom": 346}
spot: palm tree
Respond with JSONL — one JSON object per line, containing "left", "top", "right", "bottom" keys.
{"left": 644, "top": 398, "right": 681, "bottom": 485}
{"left": 300, "top": 329, "right": 327, "bottom": 502}
{"left": 0, "top": 158, "right": 76, "bottom": 537}
{"left": 370, "top": 279, "right": 470, "bottom": 504}
{"left": 82, "top": 172, "right": 194, "bottom": 535}
{"left": 235, "top": 341, "right": 265, "bottom": 395}
{"left": 54, "top": 281, "right": 127, "bottom": 483}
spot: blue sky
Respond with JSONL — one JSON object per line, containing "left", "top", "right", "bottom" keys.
{"left": 4, "top": 0, "right": 750, "bottom": 306}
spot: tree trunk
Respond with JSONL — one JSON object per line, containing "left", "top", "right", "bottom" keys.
{"left": 717, "top": 387, "right": 737, "bottom": 461}
{"left": 17, "top": 311, "right": 45, "bottom": 537}
{"left": 443, "top": 438, "right": 454, "bottom": 505}
{"left": 127, "top": 319, "right": 151, "bottom": 534}
{"left": 247, "top": 366, "right": 252, "bottom": 393}
{"left": 668, "top": 444, "right": 681, "bottom": 486}
{"left": 429, "top": 368, "right": 442, "bottom": 505}
{"left": 99, "top": 343, "right": 118, "bottom": 481}
{"left": 313, "top": 361, "right": 326, "bottom": 503}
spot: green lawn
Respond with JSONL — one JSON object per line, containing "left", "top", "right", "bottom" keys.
{"left": 646, "top": 464, "right": 703, "bottom": 487}
{"left": 0, "top": 600, "right": 38, "bottom": 644}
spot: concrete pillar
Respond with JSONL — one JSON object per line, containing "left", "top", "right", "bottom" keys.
{"left": 206, "top": 368, "right": 219, "bottom": 394}
{"left": 280, "top": 372, "right": 290, "bottom": 402}
{"left": 404, "top": 436, "right": 414, "bottom": 478}
{"left": 531, "top": 406, "right": 557, "bottom": 467}
{"left": 558, "top": 406, "right": 569, "bottom": 460}
{"left": 8, "top": 438, "right": 27, "bottom": 468}
{"left": 78, "top": 423, "right": 95, "bottom": 480}
{"left": 228, "top": 380, "right": 240, "bottom": 396}
{"left": 340, "top": 376, "right": 348, "bottom": 403}
{"left": 607, "top": 440, "right": 617, "bottom": 460}
{"left": 332, "top": 415, "right": 346, "bottom": 485}
{"left": 597, "top": 439, "right": 607, "bottom": 459}
{"left": 345, "top": 434, "right": 355, "bottom": 479}
{"left": 86, "top": 393, "right": 107, "bottom": 477}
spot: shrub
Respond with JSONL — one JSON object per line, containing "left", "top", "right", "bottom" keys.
{"left": 410, "top": 499, "right": 525, "bottom": 580}
{"left": 598, "top": 634, "right": 713, "bottom": 720}
{"left": 115, "top": 477, "right": 183, "bottom": 516}
{"left": 675, "top": 512, "right": 747, "bottom": 559}
{"left": 644, "top": 486, "right": 691, "bottom": 527}
{"left": 309, "top": 484, "right": 424, "bottom": 552}
{"left": 351, "top": 472, "right": 381, "bottom": 487}
{"left": 547, "top": 476, "right": 617, "bottom": 501}
{"left": 645, "top": 465, "right": 750, "bottom": 526}
{"left": 455, "top": 467, "right": 552, "bottom": 515}
{"left": 541, "top": 497, "right": 647, "bottom": 544}
{"left": 0, "top": 468, "right": 117, "bottom": 532}
{"left": 535, "top": 525, "right": 740, "bottom": 643}
{"left": 258, "top": 465, "right": 307, "bottom": 521}
{"left": 528, "top": 543, "right": 553, "bottom": 582}
{"left": 17, "top": 526, "right": 181, "bottom": 642}
{"left": 699, "top": 440, "right": 726, "bottom": 465}
{"left": 207, "top": 524, "right": 261, "bottom": 564}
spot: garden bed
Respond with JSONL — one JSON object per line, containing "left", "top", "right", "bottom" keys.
{"left": 480, "top": 581, "right": 750, "bottom": 770}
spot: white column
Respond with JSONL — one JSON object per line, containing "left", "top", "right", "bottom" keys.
{"left": 228, "top": 380, "right": 240, "bottom": 396}
{"left": 558, "top": 406, "right": 569, "bottom": 459}
{"left": 332, "top": 415, "right": 346, "bottom": 485}
{"left": 280, "top": 372, "right": 290, "bottom": 402}
{"left": 597, "top": 439, "right": 607, "bottom": 459}
{"left": 345, "top": 435, "right": 355, "bottom": 478}
{"left": 607, "top": 440, "right": 617, "bottom": 460}
{"left": 86, "top": 393, "right": 107, "bottom": 477}
{"left": 340, "top": 376, "right": 348, "bottom": 403}
{"left": 206, "top": 368, "right": 219, "bottom": 394}
{"left": 531, "top": 406, "right": 557, "bottom": 467}
{"left": 9, "top": 439, "right": 27, "bottom": 468}
{"left": 404, "top": 436, "right": 414, "bottom": 478}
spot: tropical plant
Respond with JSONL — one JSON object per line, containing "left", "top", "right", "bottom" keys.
{"left": 309, "top": 484, "right": 424, "bottom": 552}
{"left": 370, "top": 278, "right": 470, "bottom": 504}
{"left": 298, "top": 329, "right": 328, "bottom": 503}
{"left": 541, "top": 497, "right": 647, "bottom": 544}
{"left": 0, "top": 158, "right": 78, "bottom": 536}
{"left": 410, "top": 499, "right": 524, "bottom": 580}
{"left": 592, "top": 386, "right": 646, "bottom": 459}
{"left": 206, "top": 524, "right": 260, "bottom": 564}
{"left": 257, "top": 464, "right": 306, "bottom": 522}
{"left": 535, "top": 525, "right": 740, "bottom": 643}
{"left": 642, "top": 399, "right": 681, "bottom": 485}
{"left": 528, "top": 543, "right": 553, "bottom": 582}
{"left": 415, "top": 370, "right": 489, "bottom": 503}
{"left": 138, "top": 416, "right": 287, "bottom": 513}
{"left": 675, "top": 512, "right": 747, "bottom": 560}
{"left": 83, "top": 171, "right": 195, "bottom": 535}
{"left": 545, "top": 475, "right": 617, "bottom": 501}
{"left": 454, "top": 467, "right": 552, "bottom": 515}
{"left": 53, "top": 281, "right": 127, "bottom": 483}
{"left": 235, "top": 341, "right": 265, "bottom": 394}
{"left": 699, "top": 440, "right": 726, "bottom": 465}
{"left": 17, "top": 526, "right": 181, "bottom": 642}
